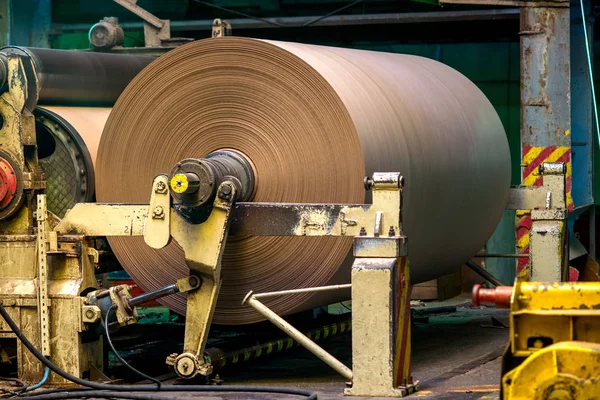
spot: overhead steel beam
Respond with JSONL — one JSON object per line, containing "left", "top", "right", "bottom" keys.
{"left": 51, "top": 9, "right": 519, "bottom": 34}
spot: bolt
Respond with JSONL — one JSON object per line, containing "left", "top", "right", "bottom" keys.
{"left": 152, "top": 205, "right": 165, "bottom": 219}
{"left": 388, "top": 226, "right": 396, "bottom": 236}
{"left": 188, "top": 275, "right": 200, "bottom": 288}
{"left": 85, "top": 309, "right": 95, "bottom": 319}
{"left": 363, "top": 177, "right": 373, "bottom": 191}
{"left": 155, "top": 181, "right": 167, "bottom": 194}
{"left": 218, "top": 184, "right": 232, "bottom": 200}
{"left": 359, "top": 227, "right": 367, "bottom": 236}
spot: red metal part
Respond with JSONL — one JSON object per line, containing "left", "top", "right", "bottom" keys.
{"left": 569, "top": 266, "right": 580, "bottom": 282}
{"left": 0, "top": 158, "right": 17, "bottom": 210}
{"left": 472, "top": 284, "right": 513, "bottom": 308}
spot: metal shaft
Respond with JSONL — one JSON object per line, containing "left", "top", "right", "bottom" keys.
{"left": 128, "top": 284, "right": 178, "bottom": 308}
{"left": 250, "top": 284, "right": 351, "bottom": 300}
{"left": 243, "top": 294, "right": 353, "bottom": 380}
{"left": 465, "top": 260, "right": 506, "bottom": 287}
{"left": 474, "top": 253, "right": 530, "bottom": 258}
{"left": 169, "top": 149, "right": 255, "bottom": 209}
{"left": 0, "top": 47, "right": 155, "bottom": 106}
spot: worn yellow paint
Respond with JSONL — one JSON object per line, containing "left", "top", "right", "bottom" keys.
{"left": 503, "top": 342, "right": 600, "bottom": 399}
{"left": 516, "top": 230, "right": 530, "bottom": 249}
{"left": 508, "top": 281, "right": 600, "bottom": 357}
{"left": 522, "top": 146, "right": 544, "bottom": 166}
{"left": 522, "top": 147, "right": 569, "bottom": 186}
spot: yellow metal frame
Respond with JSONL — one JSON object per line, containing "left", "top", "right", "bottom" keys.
{"left": 57, "top": 172, "right": 417, "bottom": 395}
{"left": 508, "top": 281, "right": 600, "bottom": 358}
{"left": 503, "top": 342, "right": 600, "bottom": 399}
{"left": 0, "top": 52, "right": 102, "bottom": 384}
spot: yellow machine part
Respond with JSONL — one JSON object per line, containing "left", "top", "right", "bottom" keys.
{"left": 503, "top": 341, "right": 600, "bottom": 400}
{"left": 509, "top": 282, "right": 600, "bottom": 358}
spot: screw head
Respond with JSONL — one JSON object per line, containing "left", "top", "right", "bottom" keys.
{"left": 85, "top": 309, "right": 95, "bottom": 319}
{"left": 152, "top": 205, "right": 165, "bottom": 219}
{"left": 218, "top": 184, "right": 233, "bottom": 200}
{"left": 155, "top": 181, "right": 167, "bottom": 194}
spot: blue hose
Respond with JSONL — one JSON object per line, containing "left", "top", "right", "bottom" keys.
{"left": 18, "top": 367, "right": 49, "bottom": 393}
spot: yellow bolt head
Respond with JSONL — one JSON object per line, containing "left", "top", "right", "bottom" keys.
{"left": 170, "top": 174, "right": 189, "bottom": 194}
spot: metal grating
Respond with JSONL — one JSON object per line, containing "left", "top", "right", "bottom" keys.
{"left": 39, "top": 140, "right": 78, "bottom": 218}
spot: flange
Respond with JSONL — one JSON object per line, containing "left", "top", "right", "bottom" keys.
{"left": 0, "top": 150, "right": 24, "bottom": 220}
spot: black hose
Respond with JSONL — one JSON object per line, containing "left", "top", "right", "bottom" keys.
{"left": 0, "top": 302, "right": 317, "bottom": 399}
{"left": 103, "top": 306, "right": 161, "bottom": 388}
{"left": 16, "top": 392, "right": 172, "bottom": 400}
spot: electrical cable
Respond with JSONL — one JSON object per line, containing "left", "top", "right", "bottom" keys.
{"left": 103, "top": 306, "right": 161, "bottom": 388}
{"left": 580, "top": 0, "right": 600, "bottom": 149}
{"left": 191, "top": 0, "right": 284, "bottom": 26}
{"left": 302, "top": 0, "right": 364, "bottom": 26}
{"left": 16, "top": 367, "right": 49, "bottom": 393}
{"left": 0, "top": 302, "right": 317, "bottom": 399}
{"left": 0, "top": 378, "right": 26, "bottom": 389}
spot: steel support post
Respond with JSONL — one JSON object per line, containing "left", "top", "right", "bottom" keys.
{"left": 345, "top": 256, "right": 416, "bottom": 397}
{"left": 516, "top": 6, "right": 571, "bottom": 276}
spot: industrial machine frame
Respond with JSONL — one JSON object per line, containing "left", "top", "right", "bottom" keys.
{"left": 0, "top": 46, "right": 420, "bottom": 397}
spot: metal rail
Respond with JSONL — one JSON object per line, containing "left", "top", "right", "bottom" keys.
{"left": 52, "top": 9, "right": 519, "bottom": 33}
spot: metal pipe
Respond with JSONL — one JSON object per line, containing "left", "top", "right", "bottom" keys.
{"left": 52, "top": 9, "right": 519, "bottom": 33}
{"left": 465, "top": 260, "right": 506, "bottom": 287}
{"left": 249, "top": 284, "right": 351, "bottom": 301}
{"left": 243, "top": 294, "right": 353, "bottom": 380}
{"left": 128, "top": 284, "right": 178, "bottom": 308}
{"left": 472, "top": 284, "right": 513, "bottom": 308}
{"left": 474, "top": 253, "right": 530, "bottom": 258}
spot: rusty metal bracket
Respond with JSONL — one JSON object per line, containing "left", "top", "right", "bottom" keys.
{"left": 112, "top": 0, "right": 170, "bottom": 47}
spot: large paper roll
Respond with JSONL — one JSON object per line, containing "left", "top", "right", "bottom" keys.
{"left": 96, "top": 38, "right": 511, "bottom": 324}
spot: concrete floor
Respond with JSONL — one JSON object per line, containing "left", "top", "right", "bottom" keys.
{"left": 175, "top": 298, "right": 510, "bottom": 399}
{"left": 8, "top": 297, "right": 509, "bottom": 400}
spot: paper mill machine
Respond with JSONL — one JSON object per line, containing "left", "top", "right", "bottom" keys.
{"left": 0, "top": 38, "right": 556, "bottom": 398}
